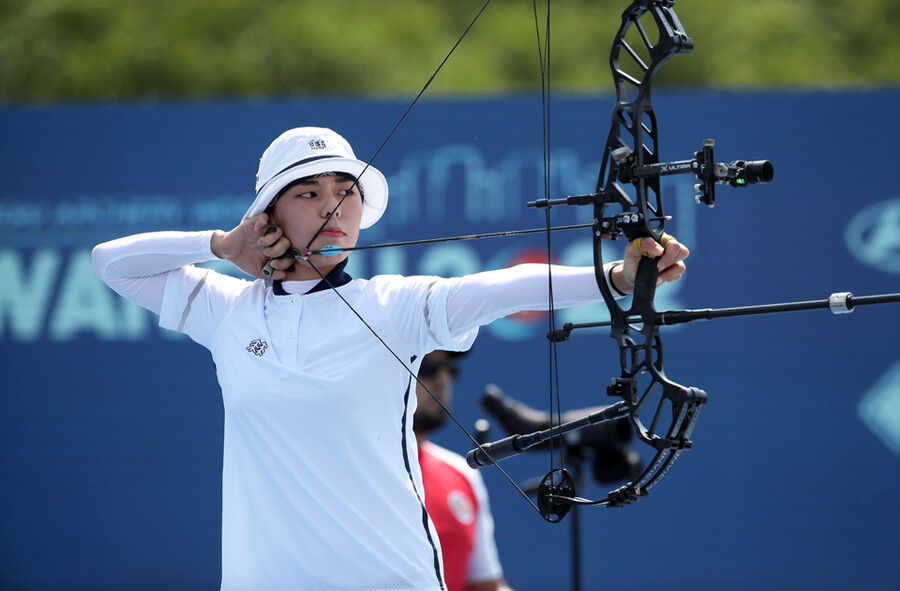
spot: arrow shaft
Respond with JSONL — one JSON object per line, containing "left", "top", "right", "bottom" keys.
{"left": 305, "top": 223, "right": 593, "bottom": 255}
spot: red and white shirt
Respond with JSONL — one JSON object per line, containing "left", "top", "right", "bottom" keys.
{"left": 420, "top": 442, "right": 503, "bottom": 591}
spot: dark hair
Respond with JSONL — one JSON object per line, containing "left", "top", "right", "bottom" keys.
{"left": 265, "top": 172, "right": 364, "bottom": 214}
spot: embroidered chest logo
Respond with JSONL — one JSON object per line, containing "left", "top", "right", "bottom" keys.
{"left": 308, "top": 139, "right": 327, "bottom": 150}
{"left": 246, "top": 339, "right": 268, "bottom": 357}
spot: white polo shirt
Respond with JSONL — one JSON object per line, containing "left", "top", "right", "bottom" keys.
{"left": 92, "top": 229, "right": 614, "bottom": 591}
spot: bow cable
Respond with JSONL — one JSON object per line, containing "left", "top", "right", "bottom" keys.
{"left": 531, "top": 0, "right": 572, "bottom": 511}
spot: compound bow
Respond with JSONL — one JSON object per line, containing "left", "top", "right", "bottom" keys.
{"left": 301, "top": 0, "right": 899, "bottom": 523}
{"left": 469, "top": 0, "right": 771, "bottom": 520}
{"left": 464, "top": 0, "right": 899, "bottom": 523}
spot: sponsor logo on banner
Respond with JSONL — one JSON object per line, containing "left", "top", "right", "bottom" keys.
{"left": 845, "top": 198, "right": 900, "bottom": 273}
{"left": 858, "top": 361, "right": 900, "bottom": 457}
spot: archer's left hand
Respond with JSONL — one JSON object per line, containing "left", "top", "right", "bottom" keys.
{"left": 611, "top": 233, "right": 690, "bottom": 295}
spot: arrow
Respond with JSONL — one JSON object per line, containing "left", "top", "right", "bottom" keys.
{"left": 300, "top": 223, "right": 594, "bottom": 256}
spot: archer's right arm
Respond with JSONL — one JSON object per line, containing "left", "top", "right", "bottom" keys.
{"left": 93, "top": 229, "right": 258, "bottom": 348}
{"left": 92, "top": 230, "right": 221, "bottom": 315}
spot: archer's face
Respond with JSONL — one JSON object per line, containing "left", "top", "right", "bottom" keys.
{"left": 270, "top": 174, "right": 363, "bottom": 279}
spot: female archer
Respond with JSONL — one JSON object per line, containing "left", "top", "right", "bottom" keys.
{"left": 92, "top": 126, "right": 688, "bottom": 591}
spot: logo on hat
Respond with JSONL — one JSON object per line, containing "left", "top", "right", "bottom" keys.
{"left": 308, "top": 139, "right": 327, "bottom": 150}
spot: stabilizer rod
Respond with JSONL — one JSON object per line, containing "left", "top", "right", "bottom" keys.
{"left": 467, "top": 402, "right": 629, "bottom": 469}
{"left": 549, "top": 292, "right": 900, "bottom": 341}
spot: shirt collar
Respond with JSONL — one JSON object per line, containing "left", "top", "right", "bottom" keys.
{"left": 272, "top": 258, "right": 352, "bottom": 296}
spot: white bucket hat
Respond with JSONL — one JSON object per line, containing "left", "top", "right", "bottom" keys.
{"left": 245, "top": 127, "right": 388, "bottom": 229}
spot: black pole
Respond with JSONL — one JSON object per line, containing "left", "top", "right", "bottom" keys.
{"left": 566, "top": 449, "right": 585, "bottom": 591}
{"left": 571, "top": 494, "right": 581, "bottom": 591}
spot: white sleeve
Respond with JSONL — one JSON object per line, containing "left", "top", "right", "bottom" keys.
{"left": 92, "top": 230, "right": 251, "bottom": 346}
{"left": 92, "top": 230, "right": 220, "bottom": 315}
{"left": 466, "top": 469, "right": 505, "bottom": 584}
{"left": 367, "top": 275, "right": 481, "bottom": 355}
{"left": 445, "top": 262, "right": 619, "bottom": 335}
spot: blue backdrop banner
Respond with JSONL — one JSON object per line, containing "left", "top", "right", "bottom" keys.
{"left": 1, "top": 89, "right": 898, "bottom": 590}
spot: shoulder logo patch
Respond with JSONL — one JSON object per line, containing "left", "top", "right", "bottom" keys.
{"left": 447, "top": 490, "right": 475, "bottom": 525}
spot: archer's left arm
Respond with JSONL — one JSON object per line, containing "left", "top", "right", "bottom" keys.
{"left": 444, "top": 235, "right": 688, "bottom": 334}
{"left": 444, "top": 262, "right": 613, "bottom": 334}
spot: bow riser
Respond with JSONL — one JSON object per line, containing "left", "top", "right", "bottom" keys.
{"left": 599, "top": 0, "right": 694, "bottom": 242}
{"left": 589, "top": 0, "right": 707, "bottom": 508}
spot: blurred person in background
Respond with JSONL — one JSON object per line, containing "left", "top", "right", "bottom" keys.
{"left": 414, "top": 350, "right": 515, "bottom": 591}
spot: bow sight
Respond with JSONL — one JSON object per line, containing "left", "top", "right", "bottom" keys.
{"left": 610, "top": 139, "right": 774, "bottom": 206}
{"left": 528, "top": 138, "right": 774, "bottom": 224}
